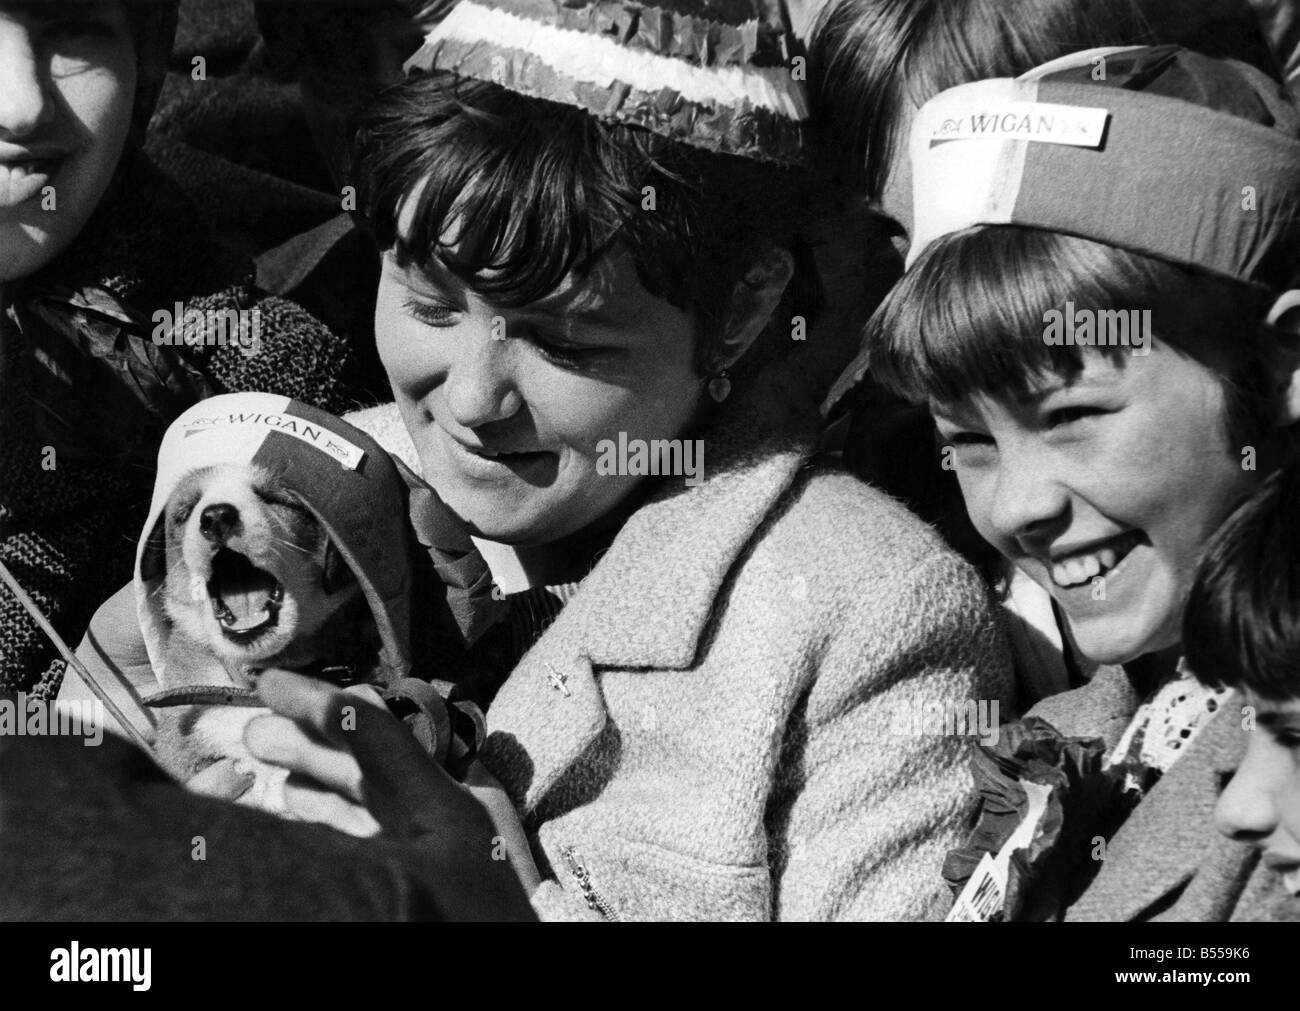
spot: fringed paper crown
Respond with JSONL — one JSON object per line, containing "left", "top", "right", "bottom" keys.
{"left": 404, "top": 0, "right": 812, "bottom": 165}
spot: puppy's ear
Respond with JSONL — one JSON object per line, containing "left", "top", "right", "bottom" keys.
{"left": 322, "top": 540, "right": 356, "bottom": 596}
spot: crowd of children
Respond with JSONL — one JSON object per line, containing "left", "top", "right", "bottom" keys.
{"left": 1, "top": 0, "right": 1299, "bottom": 921}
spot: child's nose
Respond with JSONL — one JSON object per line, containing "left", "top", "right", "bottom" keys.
{"left": 1214, "top": 740, "right": 1280, "bottom": 842}
{"left": 987, "top": 451, "right": 1070, "bottom": 546}
{"left": 444, "top": 331, "right": 523, "bottom": 430}
{"left": 0, "top": 27, "right": 54, "bottom": 139}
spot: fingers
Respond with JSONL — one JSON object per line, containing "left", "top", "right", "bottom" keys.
{"left": 187, "top": 758, "right": 255, "bottom": 801}
{"left": 253, "top": 668, "right": 478, "bottom": 838}
{"left": 243, "top": 713, "right": 367, "bottom": 804}
{"left": 282, "top": 774, "right": 382, "bottom": 838}
{"left": 257, "top": 669, "right": 396, "bottom": 750}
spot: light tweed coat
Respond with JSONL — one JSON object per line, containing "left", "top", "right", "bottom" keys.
{"left": 352, "top": 402, "right": 1014, "bottom": 921}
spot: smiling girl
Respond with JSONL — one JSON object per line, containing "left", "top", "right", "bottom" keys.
{"left": 861, "top": 45, "right": 1300, "bottom": 918}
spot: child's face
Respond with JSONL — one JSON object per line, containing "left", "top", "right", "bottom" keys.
{"left": 932, "top": 343, "right": 1259, "bottom": 665}
{"left": 0, "top": 2, "right": 136, "bottom": 283}
{"left": 1215, "top": 694, "right": 1300, "bottom": 900}
{"left": 375, "top": 246, "right": 706, "bottom": 546}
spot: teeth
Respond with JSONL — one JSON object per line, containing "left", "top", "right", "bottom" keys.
{"left": 1050, "top": 536, "right": 1136, "bottom": 588}
{"left": 1285, "top": 870, "right": 1300, "bottom": 897}
{"left": 0, "top": 160, "right": 53, "bottom": 179}
{"left": 212, "top": 597, "right": 237, "bottom": 626}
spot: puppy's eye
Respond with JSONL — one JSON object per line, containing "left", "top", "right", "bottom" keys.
{"left": 255, "top": 489, "right": 309, "bottom": 512}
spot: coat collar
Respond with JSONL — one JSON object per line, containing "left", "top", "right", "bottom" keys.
{"left": 1072, "top": 696, "right": 1252, "bottom": 920}
{"left": 558, "top": 400, "right": 816, "bottom": 670}
{"left": 480, "top": 400, "right": 816, "bottom": 814}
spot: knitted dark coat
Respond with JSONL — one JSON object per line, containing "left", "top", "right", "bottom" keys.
{"left": 0, "top": 151, "right": 364, "bottom": 696}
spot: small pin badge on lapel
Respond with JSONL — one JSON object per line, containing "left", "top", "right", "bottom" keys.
{"left": 544, "top": 662, "right": 571, "bottom": 698}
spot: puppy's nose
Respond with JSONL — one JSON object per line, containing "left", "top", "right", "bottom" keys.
{"left": 199, "top": 503, "right": 240, "bottom": 544}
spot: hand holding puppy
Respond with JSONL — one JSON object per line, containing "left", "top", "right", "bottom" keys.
{"left": 241, "top": 669, "right": 541, "bottom": 913}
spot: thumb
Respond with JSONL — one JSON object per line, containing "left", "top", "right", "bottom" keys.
{"left": 187, "top": 757, "right": 256, "bottom": 801}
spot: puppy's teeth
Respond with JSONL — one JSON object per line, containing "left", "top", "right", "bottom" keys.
{"left": 1097, "top": 547, "right": 1117, "bottom": 571}
{"left": 1081, "top": 555, "right": 1101, "bottom": 578}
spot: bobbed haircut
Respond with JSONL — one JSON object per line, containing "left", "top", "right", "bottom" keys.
{"left": 351, "top": 72, "right": 827, "bottom": 377}
{"left": 865, "top": 225, "right": 1284, "bottom": 447}
{"left": 808, "top": 0, "right": 1279, "bottom": 198}
{"left": 1185, "top": 461, "right": 1300, "bottom": 701}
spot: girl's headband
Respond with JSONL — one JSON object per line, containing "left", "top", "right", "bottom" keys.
{"left": 906, "top": 45, "right": 1300, "bottom": 291}
{"left": 403, "top": 0, "right": 811, "bottom": 166}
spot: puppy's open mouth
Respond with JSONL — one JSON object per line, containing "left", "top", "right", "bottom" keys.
{"left": 207, "top": 548, "right": 284, "bottom": 643}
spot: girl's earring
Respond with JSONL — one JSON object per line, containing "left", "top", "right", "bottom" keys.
{"left": 707, "top": 370, "right": 732, "bottom": 403}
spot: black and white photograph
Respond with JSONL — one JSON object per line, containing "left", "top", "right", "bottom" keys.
{"left": 0, "top": 0, "right": 1297, "bottom": 970}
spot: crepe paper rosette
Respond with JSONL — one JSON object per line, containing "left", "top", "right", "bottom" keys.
{"left": 404, "top": 0, "right": 812, "bottom": 165}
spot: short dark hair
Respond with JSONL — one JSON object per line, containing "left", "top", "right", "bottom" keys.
{"left": 865, "top": 225, "right": 1282, "bottom": 447}
{"left": 808, "top": 0, "right": 1280, "bottom": 198}
{"left": 1184, "top": 462, "right": 1300, "bottom": 701}
{"left": 351, "top": 72, "right": 826, "bottom": 377}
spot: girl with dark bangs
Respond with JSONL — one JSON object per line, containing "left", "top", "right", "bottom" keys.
{"left": 857, "top": 46, "right": 1300, "bottom": 921}
{"left": 313, "top": 6, "right": 1013, "bottom": 921}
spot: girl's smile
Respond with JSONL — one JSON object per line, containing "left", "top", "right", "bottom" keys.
{"left": 933, "top": 343, "right": 1261, "bottom": 665}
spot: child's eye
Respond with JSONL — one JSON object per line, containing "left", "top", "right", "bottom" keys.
{"left": 1271, "top": 729, "right": 1300, "bottom": 750}
{"left": 402, "top": 296, "right": 457, "bottom": 328}
{"left": 947, "top": 431, "right": 993, "bottom": 447}
{"left": 528, "top": 329, "right": 601, "bottom": 370}
{"left": 1045, "top": 405, "right": 1107, "bottom": 428}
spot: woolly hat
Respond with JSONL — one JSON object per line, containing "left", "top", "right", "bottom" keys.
{"left": 403, "top": 0, "right": 812, "bottom": 165}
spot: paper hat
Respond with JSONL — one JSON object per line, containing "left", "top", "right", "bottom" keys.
{"left": 403, "top": 0, "right": 811, "bottom": 165}
{"left": 906, "top": 45, "right": 1300, "bottom": 290}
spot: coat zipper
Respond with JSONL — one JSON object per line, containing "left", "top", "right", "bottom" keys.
{"left": 560, "top": 846, "right": 620, "bottom": 921}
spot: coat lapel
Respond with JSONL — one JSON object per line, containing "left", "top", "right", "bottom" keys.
{"left": 1072, "top": 696, "right": 1248, "bottom": 920}
{"left": 480, "top": 401, "right": 816, "bottom": 815}
{"left": 481, "top": 635, "right": 607, "bottom": 815}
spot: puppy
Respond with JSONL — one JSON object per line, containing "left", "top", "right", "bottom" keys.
{"left": 152, "top": 462, "right": 380, "bottom": 812}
